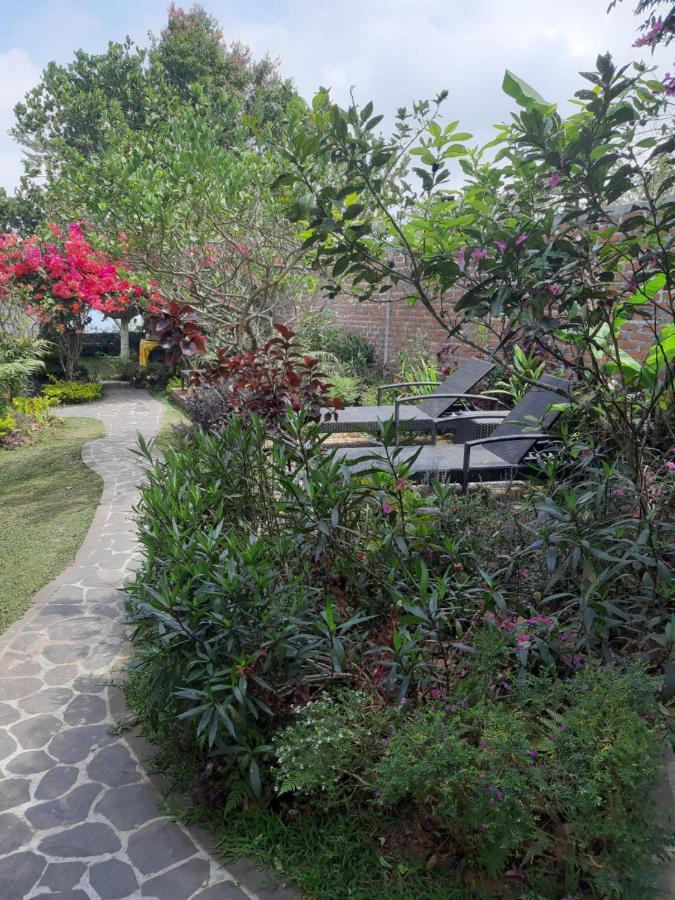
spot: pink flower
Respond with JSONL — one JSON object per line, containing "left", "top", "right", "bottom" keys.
{"left": 496, "top": 240, "right": 507, "bottom": 253}
{"left": 453, "top": 247, "right": 466, "bottom": 272}
{"left": 519, "top": 569, "right": 530, "bottom": 578}
{"left": 548, "top": 283, "right": 562, "bottom": 296}
{"left": 396, "top": 478, "right": 407, "bottom": 490}
{"left": 382, "top": 503, "right": 393, "bottom": 514}
{"left": 666, "top": 461, "right": 675, "bottom": 471}
{"left": 516, "top": 634, "right": 531, "bottom": 647}
{"left": 547, "top": 172, "right": 560, "bottom": 188}
{"left": 515, "top": 233, "right": 527, "bottom": 247}
{"left": 471, "top": 248, "right": 488, "bottom": 260}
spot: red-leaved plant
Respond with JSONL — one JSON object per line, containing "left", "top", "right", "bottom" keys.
{"left": 191, "top": 323, "right": 343, "bottom": 427}
{"left": 151, "top": 299, "right": 207, "bottom": 366}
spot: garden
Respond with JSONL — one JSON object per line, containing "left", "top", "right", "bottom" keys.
{"left": 0, "top": 2, "right": 673, "bottom": 897}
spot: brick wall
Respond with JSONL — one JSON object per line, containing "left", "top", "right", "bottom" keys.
{"left": 292, "top": 285, "right": 669, "bottom": 369}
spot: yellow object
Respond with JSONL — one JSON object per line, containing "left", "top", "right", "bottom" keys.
{"left": 139, "top": 339, "right": 160, "bottom": 368}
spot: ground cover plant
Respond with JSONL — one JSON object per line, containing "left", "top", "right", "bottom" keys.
{"left": 0, "top": 417, "right": 104, "bottom": 631}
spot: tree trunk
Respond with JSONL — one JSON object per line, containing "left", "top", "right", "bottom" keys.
{"left": 118, "top": 318, "right": 130, "bottom": 360}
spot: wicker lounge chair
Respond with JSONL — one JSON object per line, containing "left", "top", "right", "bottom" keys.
{"left": 322, "top": 357, "right": 501, "bottom": 441}
{"left": 333, "top": 374, "right": 571, "bottom": 493}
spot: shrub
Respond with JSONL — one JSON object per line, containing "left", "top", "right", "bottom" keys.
{"left": 0, "top": 410, "right": 16, "bottom": 438}
{"left": 273, "top": 648, "right": 670, "bottom": 896}
{"left": 43, "top": 380, "right": 102, "bottom": 404}
{"left": 11, "top": 395, "right": 55, "bottom": 429}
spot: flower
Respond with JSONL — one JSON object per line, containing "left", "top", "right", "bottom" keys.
{"left": 519, "top": 569, "right": 530, "bottom": 578}
{"left": 548, "top": 282, "right": 562, "bottom": 296}
{"left": 547, "top": 172, "right": 560, "bottom": 188}
{"left": 382, "top": 503, "right": 393, "bottom": 514}
{"left": 529, "top": 749, "right": 538, "bottom": 760}
{"left": 515, "top": 233, "right": 527, "bottom": 247}
{"left": 495, "top": 240, "right": 507, "bottom": 253}
{"left": 666, "top": 461, "right": 675, "bottom": 471}
{"left": 452, "top": 247, "right": 467, "bottom": 271}
{"left": 396, "top": 478, "right": 407, "bottom": 490}
{"left": 471, "top": 248, "right": 488, "bottom": 260}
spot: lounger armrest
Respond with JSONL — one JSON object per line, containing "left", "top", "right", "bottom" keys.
{"left": 461, "top": 433, "right": 550, "bottom": 494}
{"left": 394, "top": 393, "right": 509, "bottom": 422}
{"left": 377, "top": 381, "right": 440, "bottom": 404}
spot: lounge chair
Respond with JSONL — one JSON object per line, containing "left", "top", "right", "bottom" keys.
{"left": 322, "top": 357, "right": 503, "bottom": 441}
{"left": 333, "top": 374, "right": 571, "bottom": 493}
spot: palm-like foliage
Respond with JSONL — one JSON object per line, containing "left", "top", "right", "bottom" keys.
{"left": 0, "top": 336, "right": 51, "bottom": 397}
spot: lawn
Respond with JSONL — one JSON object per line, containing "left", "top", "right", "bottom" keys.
{"left": 0, "top": 417, "right": 104, "bottom": 632}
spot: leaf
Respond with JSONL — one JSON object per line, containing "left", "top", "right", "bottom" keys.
{"left": 502, "top": 70, "right": 548, "bottom": 108}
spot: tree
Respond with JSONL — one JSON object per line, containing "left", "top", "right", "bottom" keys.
{"left": 54, "top": 95, "right": 313, "bottom": 350}
{"left": 0, "top": 224, "right": 148, "bottom": 378}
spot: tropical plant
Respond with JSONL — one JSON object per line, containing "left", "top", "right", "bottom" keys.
{"left": 42, "top": 380, "right": 102, "bottom": 404}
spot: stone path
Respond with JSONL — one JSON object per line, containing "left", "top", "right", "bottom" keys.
{"left": 0, "top": 387, "right": 276, "bottom": 900}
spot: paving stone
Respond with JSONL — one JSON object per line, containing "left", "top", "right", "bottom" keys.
{"left": 0, "top": 677, "right": 42, "bottom": 700}
{"left": 10, "top": 714, "right": 61, "bottom": 749}
{"left": 0, "top": 812, "right": 32, "bottom": 853}
{"left": 38, "top": 822, "right": 121, "bottom": 858}
{"left": 38, "top": 860, "right": 87, "bottom": 891}
{"left": 140, "top": 857, "right": 211, "bottom": 899}
{"left": 86, "top": 741, "right": 139, "bottom": 786}
{"left": 38, "top": 604, "right": 84, "bottom": 618}
{"left": 127, "top": 820, "right": 197, "bottom": 875}
{"left": 95, "top": 781, "right": 161, "bottom": 831}
{"left": 63, "top": 693, "right": 108, "bottom": 725}
{"left": 89, "top": 858, "right": 139, "bottom": 898}
{"left": 48, "top": 724, "right": 111, "bottom": 764}
{"left": 48, "top": 618, "right": 106, "bottom": 642}
{"left": 72, "top": 675, "right": 108, "bottom": 694}
{"left": 0, "top": 701, "right": 20, "bottom": 725}
{"left": 192, "top": 883, "right": 249, "bottom": 899}
{"left": 33, "top": 890, "right": 89, "bottom": 899}
{"left": 44, "top": 664, "right": 80, "bottom": 685}
{"left": 6, "top": 749, "right": 55, "bottom": 775}
{"left": 26, "top": 783, "right": 103, "bottom": 830}
{"left": 0, "top": 851, "right": 46, "bottom": 900}
{"left": 0, "top": 777, "right": 31, "bottom": 812}
{"left": 0, "top": 728, "right": 17, "bottom": 759}
{"left": 42, "top": 643, "right": 91, "bottom": 665}
{"left": 0, "top": 658, "right": 42, "bottom": 677}
{"left": 35, "top": 765, "right": 79, "bottom": 800}
{"left": 19, "top": 686, "right": 73, "bottom": 714}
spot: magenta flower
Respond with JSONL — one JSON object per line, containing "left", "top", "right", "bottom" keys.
{"left": 666, "top": 461, "right": 675, "bottom": 471}
{"left": 529, "top": 749, "right": 538, "bottom": 760}
{"left": 612, "top": 487, "right": 625, "bottom": 497}
{"left": 382, "top": 503, "right": 393, "bottom": 514}
{"left": 496, "top": 240, "right": 507, "bottom": 253}
{"left": 519, "top": 569, "right": 530, "bottom": 578}
{"left": 471, "top": 248, "right": 488, "bottom": 260}
{"left": 547, "top": 172, "right": 560, "bottom": 188}
{"left": 516, "top": 634, "right": 531, "bottom": 647}
{"left": 396, "top": 478, "right": 407, "bottom": 490}
{"left": 515, "top": 233, "right": 527, "bottom": 247}
{"left": 548, "top": 282, "right": 562, "bottom": 296}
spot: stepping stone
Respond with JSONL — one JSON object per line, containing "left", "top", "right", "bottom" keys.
{"left": 86, "top": 742, "right": 139, "bottom": 786}
{"left": 35, "top": 765, "right": 79, "bottom": 800}
{"left": 10, "top": 714, "right": 61, "bottom": 750}
{"left": 38, "top": 822, "right": 121, "bottom": 858}
{"left": 140, "top": 857, "right": 211, "bottom": 899}
{"left": 126, "top": 820, "right": 197, "bottom": 875}
{"left": 89, "top": 858, "right": 139, "bottom": 898}
{"left": 39, "top": 860, "right": 86, "bottom": 892}
{"left": 95, "top": 782, "right": 161, "bottom": 830}
{"left": 0, "top": 812, "right": 32, "bottom": 854}
{"left": 0, "top": 851, "right": 46, "bottom": 899}
{"left": 25, "top": 783, "right": 103, "bottom": 830}
{"left": 7, "top": 750, "right": 55, "bottom": 775}
{"left": 0, "top": 777, "right": 31, "bottom": 812}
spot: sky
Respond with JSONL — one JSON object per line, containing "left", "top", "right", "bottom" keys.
{"left": 0, "top": 0, "right": 672, "bottom": 195}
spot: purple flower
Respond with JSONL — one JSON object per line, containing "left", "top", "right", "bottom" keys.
{"left": 515, "top": 233, "right": 527, "bottom": 247}
{"left": 496, "top": 240, "right": 507, "bottom": 253}
{"left": 471, "top": 248, "right": 488, "bottom": 261}
{"left": 430, "top": 688, "right": 443, "bottom": 699}
{"left": 382, "top": 503, "right": 393, "bottom": 514}
{"left": 547, "top": 172, "right": 561, "bottom": 188}
{"left": 519, "top": 569, "right": 530, "bottom": 578}
{"left": 487, "top": 784, "right": 495, "bottom": 792}
{"left": 548, "top": 282, "right": 562, "bottom": 296}
{"left": 496, "top": 791, "right": 505, "bottom": 800}
{"left": 529, "top": 749, "right": 538, "bottom": 760}
{"left": 664, "top": 73, "right": 675, "bottom": 97}
{"left": 559, "top": 722, "right": 568, "bottom": 730}
{"left": 453, "top": 247, "right": 467, "bottom": 271}
{"left": 666, "top": 461, "right": 675, "bottom": 471}
{"left": 612, "top": 487, "right": 625, "bottom": 497}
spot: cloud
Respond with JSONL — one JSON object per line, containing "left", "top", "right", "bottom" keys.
{"left": 0, "top": 48, "right": 41, "bottom": 192}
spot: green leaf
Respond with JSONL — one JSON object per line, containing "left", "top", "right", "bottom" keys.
{"left": 502, "top": 70, "right": 548, "bottom": 108}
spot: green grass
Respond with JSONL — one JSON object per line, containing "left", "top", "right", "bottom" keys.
{"left": 80, "top": 355, "right": 124, "bottom": 379}
{"left": 0, "top": 418, "right": 105, "bottom": 632}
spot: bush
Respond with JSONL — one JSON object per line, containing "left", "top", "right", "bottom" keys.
{"left": 43, "top": 380, "right": 102, "bottom": 404}
{"left": 273, "top": 648, "right": 670, "bottom": 896}
{"left": 0, "top": 410, "right": 16, "bottom": 438}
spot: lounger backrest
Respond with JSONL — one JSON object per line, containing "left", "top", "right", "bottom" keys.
{"left": 489, "top": 374, "right": 571, "bottom": 465}
{"left": 418, "top": 358, "right": 495, "bottom": 419}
